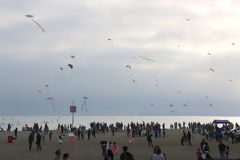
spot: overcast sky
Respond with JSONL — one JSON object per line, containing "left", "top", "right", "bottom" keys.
{"left": 1, "top": 0, "right": 240, "bottom": 116}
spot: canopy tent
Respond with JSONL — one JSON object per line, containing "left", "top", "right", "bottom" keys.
{"left": 213, "top": 120, "right": 230, "bottom": 124}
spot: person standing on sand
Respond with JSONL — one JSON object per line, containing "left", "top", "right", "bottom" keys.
{"left": 218, "top": 141, "right": 226, "bottom": 159}
{"left": 28, "top": 132, "right": 34, "bottom": 151}
{"left": 58, "top": 136, "right": 63, "bottom": 149}
{"left": 63, "top": 153, "right": 69, "bottom": 160}
{"left": 162, "top": 124, "right": 165, "bottom": 137}
{"left": 120, "top": 146, "right": 135, "bottom": 160}
{"left": 49, "top": 130, "right": 52, "bottom": 141}
{"left": 147, "top": 132, "right": 153, "bottom": 148}
{"left": 36, "top": 132, "right": 42, "bottom": 151}
{"left": 14, "top": 128, "right": 18, "bottom": 138}
{"left": 187, "top": 131, "right": 192, "bottom": 145}
{"left": 225, "top": 146, "right": 230, "bottom": 159}
{"left": 104, "top": 149, "right": 114, "bottom": 160}
{"left": 55, "top": 149, "right": 61, "bottom": 160}
{"left": 88, "top": 128, "right": 91, "bottom": 140}
{"left": 151, "top": 147, "right": 165, "bottom": 160}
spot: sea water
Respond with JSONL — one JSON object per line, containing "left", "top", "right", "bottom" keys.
{"left": 0, "top": 116, "right": 240, "bottom": 130}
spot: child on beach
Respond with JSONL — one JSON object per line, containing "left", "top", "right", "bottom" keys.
{"left": 111, "top": 142, "right": 119, "bottom": 154}
{"left": 58, "top": 136, "right": 63, "bottom": 149}
{"left": 196, "top": 148, "right": 202, "bottom": 160}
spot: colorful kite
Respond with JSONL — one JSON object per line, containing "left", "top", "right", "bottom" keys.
{"left": 37, "top": 90, "right": 42, "bottom": 93}
{"left": 169, "top": 104, "right": 174, "bottom": 107}
{"left": 81, "top": 97, "right": 88, "bottom": 111}
{"left": 183, "top": 104, "right": 188, "bottom": 106}
{"left": 139, "top": 56, "right": 154, "bottom": 62}
{"left": 47, "top": 98, "right": 56, "bottom": 112}
{"left": 71, "top": 55, "right": 75, "bottom": 59}
{"left": 186, "top": 18, "right": 190, "bottom": 21}
{"left": 132, "top": 79, "right": 136, "bottom": 83}
{"left": 45, "top": 85, "right": 48, "bottom": 88}
{"left": 25, "top": 15, "right": 45, "bottom": 32}
{"left": 177, "top": 90, "right": 182, "bottom": 94}
{"left": 60, "top": 67, "right": 63, "bottom": 70}
{"left": 68, "top": 64, "right": 73, "bottom": 69}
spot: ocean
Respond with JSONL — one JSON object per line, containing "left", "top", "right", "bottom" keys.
{"left": 0, "top": 116, "right": 240, "bottom": 130}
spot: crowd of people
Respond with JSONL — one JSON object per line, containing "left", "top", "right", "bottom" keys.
{"left": 2, "top": 120, "right": 240, "bottom": 160}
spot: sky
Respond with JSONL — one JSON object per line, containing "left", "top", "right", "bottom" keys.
{"left": 1, "top": 0, "right": 240, "bottom": 116}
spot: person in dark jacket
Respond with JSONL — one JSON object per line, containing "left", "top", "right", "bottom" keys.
{"left": 28, "top": 132, "right": 34, "bottom": 151}
{"left": 36, "top": 132, "right": 42, "bottom": 151}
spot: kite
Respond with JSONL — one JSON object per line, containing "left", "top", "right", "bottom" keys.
{"left": 232, "top": 43, "right": 235, "bottom": 45}
{"left": 183, "top": 104, "right": 188, "bottom": 106}
{"left": 229, "top": 79, "right": 233, "bottom": 83}
{"left": 71, "top": 55, "right": 75, "bottom": 59}
{"left": 47, "top": 98, "right": 56, "bottom": 112}
{"left": 108, "top": 38, "right": 111, "bottom": 41}
{"left": 155, "top": 85, "right": 159, "bottom": 87}
{"left": 209, "top": 68, "right": 214, "bottom": 72}
{"left": 210, "top": 104, "right": 213, "bottom": 107}
{"left": 68, "top": 64, "right": 73, "bottom": 69}
{"left": 25, "top": 15, "right": 33, "bottom": 18}
{"left": 37, "top": 90, "right": 42, "bottom": 93}
{"left": 31, "top": 19, "right": 44, "bottom": 32}
{"left": 68, "top": 133, "right": 78, "bottom": 150}
{"left": 208, "top": 53, "right": 212, "bottom": 55}
{"left": 139, "top": 56, "right": 154, "bottom": 62}
{"left": 81, "top": 97, "right": 88, "bottom": 111}
{"left": 132, "top": 79, "right": 136, "bottom": 83}
{"left": 60, "top": 67, "right": 63, "bottom": 70}
{"left": 186, "top": 18, "right": 190, "bottom": 21}
{"left": 205, "top": 96, "right": 209, "bottom": 99}
{"left": 126, "top": 65, "right": 131, "bottom": 69}
{"left": 170, "top": 110, "right": 174, "bottom": 112}
{"left": 25, "top": 15, "right": 45, "bottom": 32}
{"left": 150, "top": 104, "right": 154, "bottom": 106}
{"left": 169, "top": 104, "right": 174, "bottom": 107}
{"left": 45, "top": 85, "right": 48, "bottom": 88}
{"left": 176, "top": 90, "right": 182, "bottom": 94}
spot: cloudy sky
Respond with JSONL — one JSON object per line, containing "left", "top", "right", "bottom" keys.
{"left": 1, "top": 0, "right": 240, "bottom": 116}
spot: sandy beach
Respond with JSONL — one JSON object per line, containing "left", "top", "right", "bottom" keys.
{"left": 0, "top": 130, "right": 240, "bottom": 160}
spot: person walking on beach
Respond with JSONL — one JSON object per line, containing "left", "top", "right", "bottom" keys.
{"left": 120, "top": 146, "right": 135, "bottom": 160}
{"left": 147, "top": 132, "right": 153, "bottom": 148}
{"left": 218, "top": 141, "right": 226, "bottom": 159}
{"left": 28, "top": 132, "right": 34, "bottom": 151}
{"left": 225, "top": 145, "right": 230, "bottom": 159}
{"left": 36, "top": 132, "right": 42, "bottom": 151}
{"left": 111, "top": 142, "right": 119, "bottom": 154}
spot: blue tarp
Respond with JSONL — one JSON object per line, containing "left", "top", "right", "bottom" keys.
{"left": 213, "top": 120, "right": 230, "bottom": 124}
